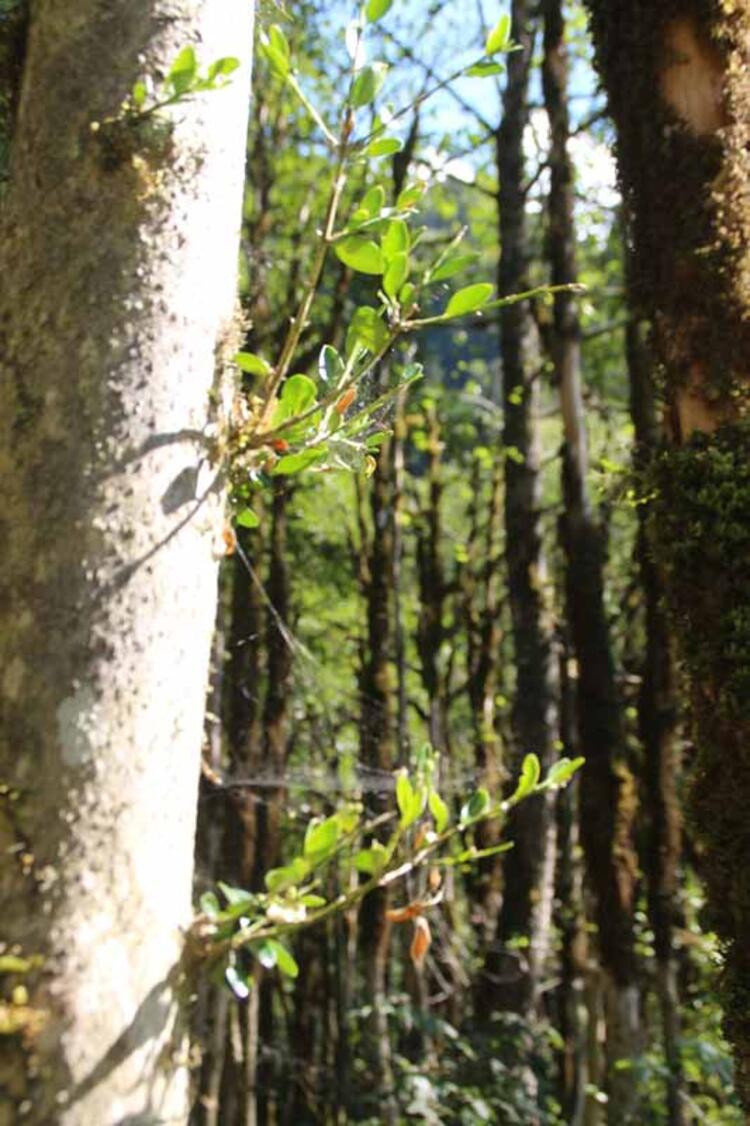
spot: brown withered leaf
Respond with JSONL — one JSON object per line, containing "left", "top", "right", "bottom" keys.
{"left": 410, "top": 917, "right": 431, "bottom": 968}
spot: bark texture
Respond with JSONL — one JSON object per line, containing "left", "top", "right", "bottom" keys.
{"left": 543, "top": 2, "right": 639, "bottom": 1117}
{"left": 482, "top": 0, "right": 559, "bottom": 1017}
{"left": 584, "top": 0, "right": 750, "bottom": 1108}
{"left": 0, "top": 3, "right": 252, "bottom": 1122}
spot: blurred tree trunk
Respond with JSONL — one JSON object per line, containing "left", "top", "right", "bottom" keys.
{"left": 481, "top": 0, "right": 559, "bottom": 1019}
{"left": 0, "top": 3, "right": 252, "bottom": 1123}
{"left": 358, "top": 411, "right": 397, "bottom": 1122}
{"left": 463, "top": 456, "right": 505, "bottom": 938}
{"left": 415, "top": 403, "right": 449, "bottom": 756}
{"left": 542, "top": 1, "right": 640, "bottom": 1118}
{"left": 255, "top": 480, "right": 293, "bottom": 1126}
{"left": 627, "top": 317, "right": 685, "bottom": 1126}
{"left": 584, "top": 0, "right": 750, "bottom": 1107}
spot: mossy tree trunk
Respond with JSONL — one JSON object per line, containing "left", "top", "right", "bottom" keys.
{"left": 0, "top": 2, "right": 253, "bottom": 1122}
{"left": 584, "top": 0, "right": 750, "bottom": 1108}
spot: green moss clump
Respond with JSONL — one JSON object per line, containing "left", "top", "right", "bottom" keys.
{"left": 649, "top": 424, "right": 750, "bottom": 1103}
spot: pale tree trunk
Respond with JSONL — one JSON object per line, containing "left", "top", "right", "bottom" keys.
{"left": 584, "top": 0, "right": 750, "bottom": 1108}
{"left": 0, "top": 3, "right": 253, "bottom": 1123}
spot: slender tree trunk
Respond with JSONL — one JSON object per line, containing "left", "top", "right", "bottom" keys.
{"left": 482, "top": 0, "right": 559, "bottom": 1019}
{"left": 554, "top": 644, "right": 589, "bottom": 1126}
{"left": 542, "top": 2, "right": 640, "bottom": 1118}
{"left": 415, "top": 404, "right": 448, "bottom": 756}
{"left": 464, "top": 458, "right": 504, "bottom": 938}
{"left": 627, "top": 317, "right": 686, "bottom": 1126}
{"left": 254, "top": 480, "right": 293, "bottom": 1126}
{"left": 358, "top": 418, "right": 396, "bottom": 1121}
{"left": 584, "top": 0, "right": 750, "bottom": 1106}
{"left": 0, "top": 4, "right": 252, "bottom": 1122}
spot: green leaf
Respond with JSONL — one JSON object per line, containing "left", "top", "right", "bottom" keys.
{"left": 207, "top": 56, "right": 241, "bottom": 81}
{"left": 360, "top": 185, "right": 386, "bottom": 217}
{"left": 300, "top": 894, "right": 327, "bottom": 908}
{"left": 319, "top": 344, "right": 344, "bottom": 384}
{"left": 396, "top": 183, "right": 425, "bottom": 210}
{"left": 486, "top": 13, "right": 512, "bottom": 54}
{"left": 334, "top": 237, "right": 384, "bottom": 275}
{"left": 304, "top": 815, "right": 340, "bottom": 859}
{"left": 459, "top": 787, "right": 491, "bottom": 825}
{"left": 256, "top": 941, "right": 278, "bottom": 970}
{"left": 260, "top": 25, "right": 291, "bottom": 79}
{"left": 268, "top": 940, "right": 299, "bottom": 978}
{"left": 466, "top": 61, "right": 505, "bottom": 78}
{"left": 544, "top": 756, "right": 585, "bottom": 788}
{"left": 168, "top": 46, "right": 198, "bottom": 95}
{"left": 272, "top": 449, "right": 327, "bottom": 476}
{"left": 279, "top": 373, "right": 317, "bottom": 415}
{"left": 399, "top": 282, "right": 416, "bottom": 307}
{"left": 235, "top": 508, "right": 259, "bottom": 529}
{"left": 365, "top": 137, "right": 403, "bottom": 158}
{"left": 382, "top": 219, "right": 409, "bottom": 259}
{"left": 346, "top": 306, "right": 389, "bottom": 355}
{"left": 384, "top": 252, "right": 409, "bottom": 299}
{"left": 396, "top": 769, "right": 415, "bottom": 825}
{"left": 218, "top": 881, "right": 254, "bottom": 906}
{"left": 428, "top": 790, "right": 450, "bottom": 833}
{"left": 200, "top": 891, "right": 220, "bottom": 917}
{"left": 443, "top": 283, "right": 493, "bottom": 319}
{"left": 225, "top": 961, "right": 251, "bottom": 1000}
{"left": 430, "top": 253, "right": 478, "bottom": 283}
{"left": 131, "top": 81, "right": 147, "bottom": 109}
{"left": 234, "top": 351, "right": 272, "bottom": 377}
{"left": 366, "top": 0, "right": 394, "bottom": 22}
{"left": 351, "top": 62, "right": 388, "bottom": 108}
{"left": 264, "top": 857, "right": 310, "bottom": 893}
{"left": 354, "top": 844, "right": 386, "bottom": 873}
{"left": 511, "top": 753, "right": 541, "bottom": 803}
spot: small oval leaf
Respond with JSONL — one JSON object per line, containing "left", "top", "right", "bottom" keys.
{"left": 443, "top": 283, "right": 493, "bottom": 319}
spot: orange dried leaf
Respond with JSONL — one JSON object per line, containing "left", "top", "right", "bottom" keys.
{"left": 410, "top": 917, "right": 431, "bottom": 968}
{"left": 335, "top": 387, "right": 356, "bottom": 415}
{"left": 222, "top": 526, "right": 237, "bottom": 556}
{"left": 386, "top": 901, "right": 424, "bottom": 924}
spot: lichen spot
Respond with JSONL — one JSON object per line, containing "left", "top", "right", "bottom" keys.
{"left": 57, "top": 685, "right": 101, "bottom": 767}
{"left": 660, "top": 18, "right": 726, "bottom": 136}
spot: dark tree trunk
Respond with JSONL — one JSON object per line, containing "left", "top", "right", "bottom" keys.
{"left": 358, "top": 416, "right": 397, "bottom": 1121}
{"left": 254, "top": 480, "right": 293, "bottom": 1126}
{"left": 543, "top": 3, "right": 640, "bottom": 1116}
{"left": 481, "top": 0, "right": 559, "bottom": 1019}
{"left": 463, "top": 457, "right": 505, "bottom": 937}
{"left": 627, "top": 317, "right": 685, "bottom": 1126}
{"left": 583, "top": 0, "right": 750, "bottom": 1106}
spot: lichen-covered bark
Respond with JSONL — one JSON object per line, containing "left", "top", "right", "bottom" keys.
{"left": 0, "top": 3, "right": 253, "bottom": 1122}
{"left": 583, "top": 0, "right": 750, "bottom": 1107}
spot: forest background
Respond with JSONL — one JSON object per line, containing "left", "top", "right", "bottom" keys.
{"left": 188, "top": 1, "right": 738, "bottom": 1123}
